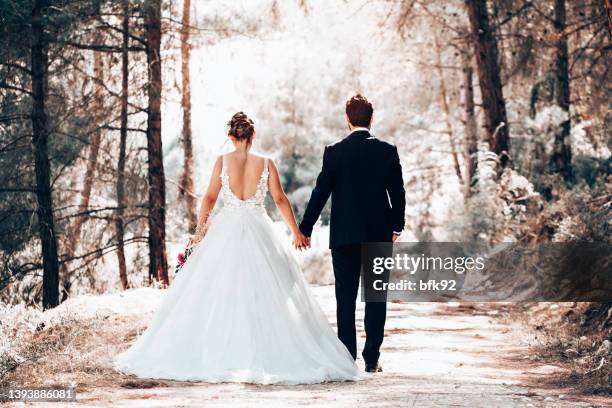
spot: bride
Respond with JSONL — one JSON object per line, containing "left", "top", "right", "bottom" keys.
{"left": 114, "top": 112, "right": 358, "bottom": 384}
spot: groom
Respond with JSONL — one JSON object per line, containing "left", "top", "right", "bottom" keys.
{"left": 299, "top": 94, "right": 405, "bottom": 372}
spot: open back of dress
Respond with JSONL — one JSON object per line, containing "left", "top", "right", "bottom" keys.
{"left": 220, "top": 154, "right": 268, "bottom": 210}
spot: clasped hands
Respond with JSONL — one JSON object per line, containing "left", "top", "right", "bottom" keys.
{"left": 293, "top": 231, "right": 399, "bottom": 250}
{"left": 292, "top": 230, "right": 310, "bottom": 251}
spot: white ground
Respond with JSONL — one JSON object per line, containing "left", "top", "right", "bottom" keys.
{"left": 15, "top": 286, "right": 603, "bottom": 407}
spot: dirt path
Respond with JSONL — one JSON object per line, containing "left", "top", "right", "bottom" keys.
{"left": 52, "top": 287, "right": 602, "bottom": 407}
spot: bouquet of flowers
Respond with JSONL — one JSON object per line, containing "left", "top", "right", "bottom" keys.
{"left": 175, "top": 222, "right": 207, "bottom": 274}
{"left": 174, "top": 241, "right": 195, "bottom": 274}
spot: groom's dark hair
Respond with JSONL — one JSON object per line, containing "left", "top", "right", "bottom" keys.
{"left": 346, "top": 94, "right": 373, "bottom": 128}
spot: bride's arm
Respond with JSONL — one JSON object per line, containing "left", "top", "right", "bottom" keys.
{"left": 191, "top": 156, "right": 223, "bottom": 243}
{"left": 267, "top": 159, "right": 310, "bottom": 249}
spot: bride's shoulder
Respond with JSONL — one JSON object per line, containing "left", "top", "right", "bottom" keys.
{"left": 212, "top": 155, "right": 224, "bottom": 170}
{"left": 249, "top": 152, "right": 274, "bottom": 164}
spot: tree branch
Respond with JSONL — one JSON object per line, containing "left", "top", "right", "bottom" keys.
{"left": 61, "top": 41, "right": 145, "bottom": 53}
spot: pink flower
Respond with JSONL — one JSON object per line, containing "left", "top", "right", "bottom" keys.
{"left": 178, "top": 253, "right": 185, "bottom": 266}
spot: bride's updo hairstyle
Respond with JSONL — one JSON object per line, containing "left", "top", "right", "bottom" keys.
{"left": 227, "top": 112, "right": 255, "bottom": 144}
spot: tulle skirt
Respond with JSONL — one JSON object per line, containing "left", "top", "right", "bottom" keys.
{"left": 114, "top": 205, "right": 358, "bottom": 384}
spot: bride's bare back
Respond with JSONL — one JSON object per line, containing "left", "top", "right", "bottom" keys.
{"left": 191, "top": 111, "right": 308, "bottom": 250}
{"left": 224, "top": 152, "right": 266, "bottom": 201}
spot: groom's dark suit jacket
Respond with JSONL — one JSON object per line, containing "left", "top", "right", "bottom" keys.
{"left": 300, "top": 130, "right": 405, "bottom": 249}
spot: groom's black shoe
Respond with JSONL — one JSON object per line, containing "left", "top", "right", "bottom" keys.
{"left": 365, "top": 362, "right": 382, "bottom": 373}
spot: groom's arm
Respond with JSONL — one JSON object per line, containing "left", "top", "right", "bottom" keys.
{"left": 387, "top": 145, "right": 406, "bottom": 234}
{"left": 299, "top": 146, "right": 333, "bottom": 237}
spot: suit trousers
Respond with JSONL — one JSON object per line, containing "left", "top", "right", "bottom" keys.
{"left": 331, "top": 244, "right": 387, "bottom": 365}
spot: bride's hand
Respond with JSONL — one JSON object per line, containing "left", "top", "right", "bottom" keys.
{"left": 188, "top": 221, "right": 208, "bottom": 248}
{"left": 187, "top": 235, "right": 202, "bottom": 249}
{"left": 186, "top": 237, "right": 195, "bottom": 249}
{"left": 292, "top": 231, "right": 310, "bottom": 251}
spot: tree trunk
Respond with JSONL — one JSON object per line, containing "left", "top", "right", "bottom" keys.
{"left": 73, "top": 53, "right": 102, "bottom": 241}
{"left": 59, "top": 49, "right": 104, "bottom": 301}
{"left": 144, "top": 0, "right": 168, "bottom": 285}
{"left": 464, "top": 0, "right": 510, "bottom": 167}
{"left": 31, "top": 0, "right": 60, "bottom": 309}
{"left": 115, "top": 0, "right": 129, "bottom": 290}
{"left": 433, "top": 31, "right": 464, "bottom": 187}
{"left": 179, "top": 0, "right": 197, "bottom": 233}
{"left": 605, "top": 0, "right": 612, "bottom": 37}
{"left": 550, "top": 0, "right": 574, "bottom": 184}
{"left": 462, "top": 48, "right": 478, "bottom": 194}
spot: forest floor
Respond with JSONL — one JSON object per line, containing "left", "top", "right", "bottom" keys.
{"left": 4, "top": 286, "right": 610, "bottom": 407}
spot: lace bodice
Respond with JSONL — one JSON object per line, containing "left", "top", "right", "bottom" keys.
{"left": 220, "top": 155, "right": 269, "bottom": 211}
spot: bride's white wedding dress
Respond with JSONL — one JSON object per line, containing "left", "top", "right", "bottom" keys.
{"left": 114, "top": 155, "right": 358, "bottom": 384}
